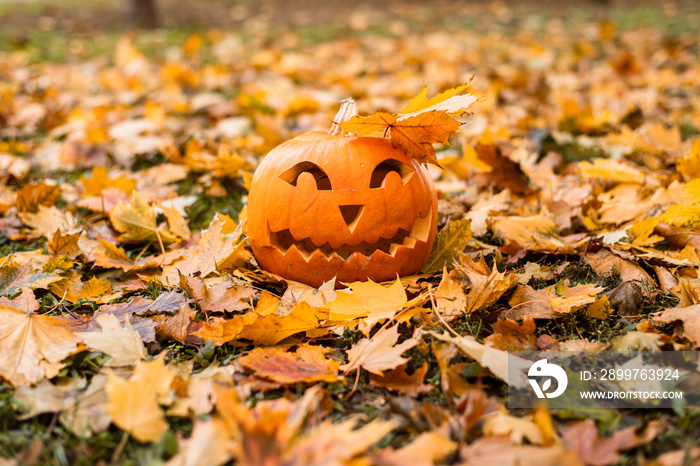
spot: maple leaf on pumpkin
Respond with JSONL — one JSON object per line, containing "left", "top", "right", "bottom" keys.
{"left": 338, "top": 84, "right": 475, "bottom": 165}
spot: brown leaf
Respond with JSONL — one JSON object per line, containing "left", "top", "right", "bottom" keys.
{"left": 157, "top": 304, "right": 196, "bottom": 344}
{"left": 484, "top": 316, "right": 538, "bottom": 351}
{"left": 434, "top": 268, "right": 468, "bottom": 321}
{"left": 456, "top": 254, "right": 516, "bottom": 313}
{"left": 474, "top": 141, "right": 529, "bottom": 195}
{"left": 389, "top": 111, "right": 461, "bottom": 165}
{"left": 238, "top": 344, "right": 341, "bottom": 384}
{"left": 561, "top": 419, "right": 640, "bottom": 466}
{"left": 583, "top": 249, "right": 653, "bottom": 284}
{"left": 369, "top": 362, "right": 432, "bottom": 396}
{"left": 606, "top": 281, "right": 644, "bottom": 316}
{"left": 15, "top": 181, "right": 61, "bottom": 213}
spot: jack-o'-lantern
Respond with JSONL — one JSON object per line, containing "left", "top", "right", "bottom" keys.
{"left": 247, "top": 100, "right": 438, "bottom": 288}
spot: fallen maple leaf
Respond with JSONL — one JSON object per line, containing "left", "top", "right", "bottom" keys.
{"left": 49, "top": 274, "right": 115, "bottom": 304}
{"left": 482, "top": 411, "right": 544, "bottom": 445}
{"left": 434, "top": 268, "right": 468, "bottom": 321}
{"left": 164, "top": 418, "right": 233, "bottom": 466}
{"left": 109, "top": 190, "right": 178, "bottom": 246}
{"left": 80, "top": 166, "right": 135, "bottom": 196}
{"left": 326, "top": 278, "right": 407, "bottom": 331}
{"left": 193, "top": 313, "right": 257, "bottom": 346}
{"left": 368, "top": 362, "right": 432, "bottom": 396}
{"left": 652, "top": 304, "right": 700, "bottom": 347}
{"left": 238, "top": 344, "right": 341, "bottom": 384}
{"left": 484, "top": 316, "right": 538, "bottom": 351}
{"left": 161, "top": 215, "right": 251, "bottom": 283}
{"left": 561, "top": 419, "right": 641, "bottom": 466}
{"left": 77, "top": 313, "right": 147, "bottom": 366}
{"left": 340, "top": 324, "right": 418, "bottom": 376}
{"left": 422, "top": 218, "right": 472, "bottom": 274}
{"left": 427, "top": 330, "right": 530, "bottom": 388}
{"left": 106, "top": 354, "right": 175, "bottom": 442}
{"left": 0, "top": 260, "right": 62, "bottom": 296}
{"left": 373, "top": 431, "right": 457, "bottom": 466}
{"left": 157, "top": 303, "right": 197, "bottom": 344}
{"left": 15, "top": 181, "right": 61, "bottom": 213}
{"left": 239, "top": 299, "right": 329, "bottom": 346}
{"left": 583, "top": 249, "right": 653, "bottom": 284}
{"left": 456, "top": 254, "right": 516, "bottom": 314}
{"left": 459, "top": 436, "right": 583, "bottom": 466}
{"left": 0, "top": 288, "right": 83, "bottom": 386}
{"left": 549, "top": 281, "right": 605, "bottom": 314}
{"left": 179, "top": 274, "right": 254, "bottom": 313}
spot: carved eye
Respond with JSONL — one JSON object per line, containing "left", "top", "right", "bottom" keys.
{"left": 370, "top": 159, "right": 414, "bottom": 188}
{"left": 280, "top": 162, "right": 332, "bottom": 190}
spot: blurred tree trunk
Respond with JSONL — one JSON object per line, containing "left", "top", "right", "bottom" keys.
{"left": 128, "top": 0, "right": 160, "bottom": 29}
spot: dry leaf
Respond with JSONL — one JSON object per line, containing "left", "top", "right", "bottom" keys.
{"left": 340, "top": 324, "right": 418, "bottom": 376}
{"left": 238, "top": 344, "right": 341, "bottom": 384}
{"left": 422, "top": 219, "right": 472, "bottom": 274}
{"left": 653, "top": 305, "right": 700, "bottom": 347}
{"left": 374, "top": 431, "right": 457, "bottom": 466}
{"left": 369, "top": 362, "right": 432, "bottom": 396}
{"left": 0, "top": 288, "right": 82, "bottom": 386}
{"left": 77, "top": 313, "right": 148, "bottom": 366}
{"left": 109, "top": 190, "right": 177, "bottom": 245}
{"left": 106, "top": 354, "right": 175, "bottom": 442}
{"left": 0, "top": 260, "right": 62, "bottom": 296}
{"left": 561, "top": 419, "right": 640, "bottom": 466}
{"left": 484, "top": 316, "right": 538, "bottom": 351}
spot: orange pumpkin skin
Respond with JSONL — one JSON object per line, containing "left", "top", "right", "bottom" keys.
{"left": 247, "top": 131, "right": 438, "bottom": 288}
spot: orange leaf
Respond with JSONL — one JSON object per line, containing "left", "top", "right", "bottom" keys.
{"left": 340, "top": 324, "right": 418, "bottom": 376}
{"left": 389, "top": 111, "right": 461, "bottom": 165}
{"left": 238, "top": 344, "right": 341, "bottom": 384}
{"left": 338, "top": 112, "right": 396, "bottom": 136}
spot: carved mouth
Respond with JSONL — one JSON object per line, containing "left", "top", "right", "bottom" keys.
{"left": 269, "top": 205, "right": 432, "bottom": 262}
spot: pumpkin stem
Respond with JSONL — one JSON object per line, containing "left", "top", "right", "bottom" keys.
{"left": 329, "top": 98, "right": 358, "bottom": 136}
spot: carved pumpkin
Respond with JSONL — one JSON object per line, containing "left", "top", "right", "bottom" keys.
{"left": 247, "top": 102, "right": 438, "bottom": 288}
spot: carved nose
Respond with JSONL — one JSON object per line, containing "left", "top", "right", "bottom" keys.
{"left": 339, "top": 205, "right": 363, "bottom": 227}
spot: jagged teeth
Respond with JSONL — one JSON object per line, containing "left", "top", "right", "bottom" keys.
{"left": 271, "top": 205, "right": 432, "bottom": 262}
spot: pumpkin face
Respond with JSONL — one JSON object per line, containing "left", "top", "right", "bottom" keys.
{"left": 247, "top": 131, "right": 438, "bottom": 288}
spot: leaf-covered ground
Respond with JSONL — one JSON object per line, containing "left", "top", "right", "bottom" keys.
{"left": 2, "top": 0, "right": 700, "bottom": 464}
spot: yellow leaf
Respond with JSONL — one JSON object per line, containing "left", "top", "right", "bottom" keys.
{"left": 434, "top": 268, "right": 467, "bottom": 321}
{"left": 327, "top": 278, "right": 407, "bottom": 330}
{"left": 338, "top": 112, "right": 396, "bottom": 136}
{"left": 192, "top": 313, "right": 257, "bottom": 346}
{"left": 577, "top": 158, "right": 646, "bottom": 184}
{"left": 49, "top": 275, "right": 113, "bottom": 304}
{"left": 106, "top": 355, "right": 175, "bottom": 442}
{"left": 80, "top": 166, "right": 135, "bottom": 196}
{"left": 239, "top": 301, "right": 329, "bottom": 346}
{"left": 676, "top": 139, "right": 700, "bottom": 182}
{"left": 77, "top": 313, "right": 147, "bottom": 367}
{"left": 109, "top": 191, "right": 177, "bottom": 245}
{"left": 549, "top": 281, "right": 605, "bottom": 314}
{"left": 658, "top": 179, "right": 700, "bottom": 230}
{"left": 422, "top": 218, "right": 472, "bottom": 274}
{"left": 161, "top": 204, "right": 192, "bottom": 241}
{"left": 401, "top": 82, "right": 476, "bottom": 115}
